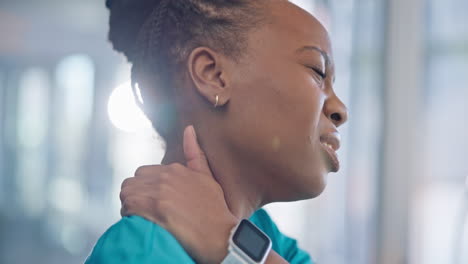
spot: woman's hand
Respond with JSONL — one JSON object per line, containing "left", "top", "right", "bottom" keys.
{"left": 120, "top": 126, "right": 238, "bottom": 264}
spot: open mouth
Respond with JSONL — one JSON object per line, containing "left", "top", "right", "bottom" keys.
{"left": 320, "top": 133, "right": 341, "bottom": 173}
{"left": 320, "top": 141, "right": 340, "bottom": 172}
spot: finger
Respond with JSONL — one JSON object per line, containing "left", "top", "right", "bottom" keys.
{"left": 134, "top": 165, "right": 166, "bottom": 177}
{"left": 121, "top": 175, "right": 158, "bottom": 191}
{"left": 183, "top": 125, "right": 212, "bottom": 175}
{"left": 120, "top": 184, "right": 148, "bottom": 204}
{"left": 120, "top": 196, "right": 141, "bottom": 217}
{"left": 120, "top": 195, "right": 166, "bottom": 226}
{"left": 120, "top": 174, "right": 171, "bottom": 203}
{"left": 120, "top": 195, "right": 153, "bottom": 217}
{"left": 121, "top": 201, "right": 149, "bottom": 219}
{"left": 121, "top": 177, "right": 136, "bottom": 190}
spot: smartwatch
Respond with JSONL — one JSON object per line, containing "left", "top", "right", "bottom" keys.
{"left": 221, "top": 219, "right": 272, "bottom": 264}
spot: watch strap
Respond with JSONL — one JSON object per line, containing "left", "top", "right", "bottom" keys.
{"left": 221, "top": 251, "right": 249, "bottom": 264}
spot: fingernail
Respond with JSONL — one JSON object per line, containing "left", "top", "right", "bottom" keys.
{"left": 190, "top": 125, "right": 197, "bottom": 139}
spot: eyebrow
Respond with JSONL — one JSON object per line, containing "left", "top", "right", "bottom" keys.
{"left": 295, "top": 45, "right": 331, "bottom": 67}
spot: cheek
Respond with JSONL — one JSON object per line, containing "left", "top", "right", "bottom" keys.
{"left": 232, "top": 65, "right": 325, "bottom": 161}
{"left": 268, "top": 73, "right": 325, "bottom": 151}
{"left": 226, "top": 66, "right": 329, "bottom": 199}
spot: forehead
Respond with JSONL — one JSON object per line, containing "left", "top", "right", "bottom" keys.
{"left": 261, "top": 1, "right": 333, "bottom": 59}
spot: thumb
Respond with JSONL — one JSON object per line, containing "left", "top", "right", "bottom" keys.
{"left": 183, "top": 125, "right": 212, "bottom": 175}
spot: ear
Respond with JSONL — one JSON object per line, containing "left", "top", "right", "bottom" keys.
{"left": 187, "top": 47, "right": 232, "bottom": 107}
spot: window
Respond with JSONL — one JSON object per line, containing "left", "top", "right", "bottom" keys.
{"left": 409, "top": 1, "right": 468, "bottom": 263}
{"left": 16, "top": 68, "right": 50, "bottom": 218}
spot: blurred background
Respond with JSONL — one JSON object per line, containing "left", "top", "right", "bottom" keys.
{"left": 0, "top": 0, "right": 467, "bottom": 263}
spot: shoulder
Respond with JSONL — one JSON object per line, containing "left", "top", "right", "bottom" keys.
{"left": 85, "top": 216, "right": 195, "bottom": 264}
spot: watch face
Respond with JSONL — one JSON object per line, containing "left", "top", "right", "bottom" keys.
{"left": 232, "top": 220, "right": 271, "bottom": 262}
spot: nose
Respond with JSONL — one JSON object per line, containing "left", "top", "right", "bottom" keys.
{"left": 323, "top": 93, "right": 348, "bottom": 127}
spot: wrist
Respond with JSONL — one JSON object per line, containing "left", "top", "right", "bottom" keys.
{"left": 220, "top": 219, "right": 273, "bottom": 264}
{"left": 207, "top": 214, "right": 239, "bottom": 264}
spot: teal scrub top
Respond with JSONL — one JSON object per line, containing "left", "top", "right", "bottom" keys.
{"left": 85, "top": 209, "right": 313, "bottom": 263}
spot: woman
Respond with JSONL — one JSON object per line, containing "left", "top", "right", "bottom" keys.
{"left": 86, "top": 0, "right": 348, "bottom": 263}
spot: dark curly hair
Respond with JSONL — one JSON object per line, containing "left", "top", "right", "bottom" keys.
{"left": 106, "top": 0, "right": 266, "bottom": 141}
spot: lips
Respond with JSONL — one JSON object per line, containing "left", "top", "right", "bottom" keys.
{"left": 320, "top": 133, "right": 341, "bottom": 172}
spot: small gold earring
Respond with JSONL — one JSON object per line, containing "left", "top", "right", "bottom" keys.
{"left": 214, "top": 95, "right": 219, "bottom": 108}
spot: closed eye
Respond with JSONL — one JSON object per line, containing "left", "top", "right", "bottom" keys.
{"left": 307, "top": 66, "right": 327, "bottom": 79}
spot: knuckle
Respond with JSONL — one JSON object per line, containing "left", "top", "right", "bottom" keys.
{"left": 156, "top": 180, "right": 173, "bottom": 195}
{"left": 135, "top": 165, "right": 164, "bottom": 177}
{"left": 119, "top": 189, "right": 126, "bottom": 202}
{"left": 121, "top": 177, "right": 133, "bottom": 189}
{"left": 158, "top": 172, "right": 170, "bottom": 183}
{"left": 119, "top": 186, "right": 133, "bottom": 202}
{"left": 168, "top": 163, "right": 184, "bottom": 172}
{"left": 134, "top": 165, "right": 150, "bottom": 176}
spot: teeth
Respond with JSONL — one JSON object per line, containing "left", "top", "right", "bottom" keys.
{"left": 324, "top": 143, "right": 333, "bottom": 150}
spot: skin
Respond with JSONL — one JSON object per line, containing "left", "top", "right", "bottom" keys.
{"left": 120, "top": 1, "right": 348, "bottom": 263}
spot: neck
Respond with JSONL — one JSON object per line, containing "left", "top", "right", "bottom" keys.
{"left": 161, "top": 133, "right": 265, "bottom": 220}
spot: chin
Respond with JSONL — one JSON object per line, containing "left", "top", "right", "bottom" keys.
{"left": 302, "top": 173, "right": 328, "bottom": 199}
{"left": 270, "top": 156, "right": 329, "bottom": 202}
{"left": 282, "top": 171, "right": 328, "bottom": 202}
